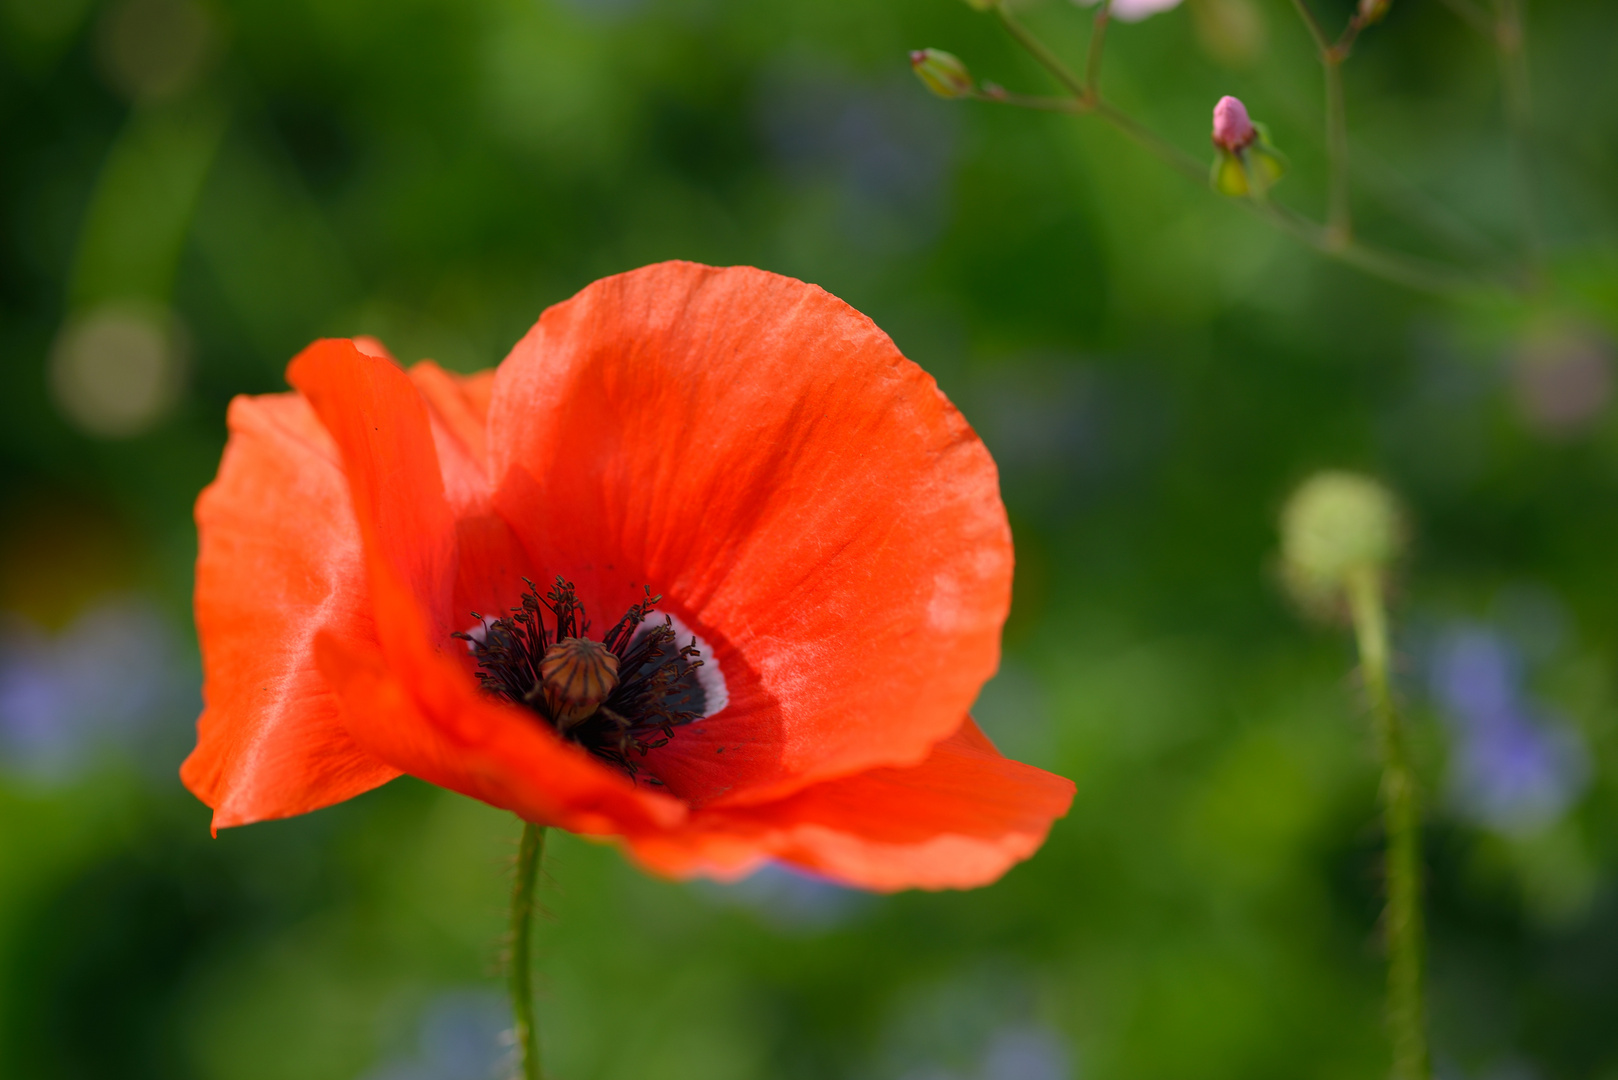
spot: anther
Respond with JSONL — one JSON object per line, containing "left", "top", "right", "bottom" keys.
{"left": 538, "top": 636, "right": 620, "bottom": 729}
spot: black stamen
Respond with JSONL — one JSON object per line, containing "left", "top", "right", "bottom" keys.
{"left": 453, "top": 577, "right": 705, "bottom": 778}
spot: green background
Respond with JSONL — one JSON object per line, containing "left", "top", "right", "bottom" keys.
{"left": 2, "top": 0, "right": 1617, "bottom": 1077}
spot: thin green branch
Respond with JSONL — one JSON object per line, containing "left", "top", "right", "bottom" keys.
{"left": 1287, "top": 0, "right": 1332, "bottom": 53}
{"left": 994, "top": 6, "right": 1088, "bottom": 100}
{"left": 1287, "top": 0, "right": 1353, "bottom": 246}
{"left": 1260, "top": 204, "right": 1481, "bottom": 294}
{"left": 1093, "top": 100, "right": 1209, "bottom": 183}
{"left": 1085, "top": 0, "right": 1113, "bottom": 97}
{"left": 1323, "top": 56, "right": 1352, "bottom": 246}
{"left": 1333, "top": 16, "right": 1369, "bottom": 60}
{"left": 1350, "top": 149, "right": 1510, "bottom": 265}
{"left": 978, "top": 4, "right": 1497, "bottom": 295}
{"left": 1345, "top": 570, "right": 1430, "bottom": 1080}
{"left": 509, "top": 822, "right": 548, "bottom": 1080}
{"left": 977, "top": 86, "right": 1084, "bottom": 113}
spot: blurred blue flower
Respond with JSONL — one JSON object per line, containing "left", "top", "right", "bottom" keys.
{"left": 876, "top": 970, "right": 1072, "bottom": 1080}
{"left": 1427, "top": 624, "right": 1589, "bottom": 833}
{"left": 698, "top": 861, "right": 870, "bottom": 933}
{"left": 363, "top": 990, "right": 508, "bottom": 1080}
{"left": 979, "top": 1024, "right": 1071, "bottom": 1080}
{"left": 757, "top": 66, "right": 957, "bottom": 252}
{"left": 0, "top": 596, "right": 193, "bottom": 781}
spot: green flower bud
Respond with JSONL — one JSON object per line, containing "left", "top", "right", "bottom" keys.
{"left": 1358, "top": 0, "right": 1391, "bottom": 24}
{"left": 910, "top": 49, "right": 975, "bottom": 100}
{"left": 1280, "top": 471, "right": 1404, "bottom": 613}
{"left": 1209, "top": 110, "right": 1287, "bottom": 200}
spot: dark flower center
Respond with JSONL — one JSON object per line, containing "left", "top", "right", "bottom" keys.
{"left": 454, "top": 577, "right": 705, "bottom": 782}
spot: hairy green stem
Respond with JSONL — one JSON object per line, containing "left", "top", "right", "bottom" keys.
{"left": 1345, "top": 569, "right": 1430, "bottom": 1080}
{"left": 510, "top": 822, "right": 547, "bottom": 1080}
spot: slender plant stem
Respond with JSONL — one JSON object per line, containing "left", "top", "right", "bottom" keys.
{"left": 510, "top": 822, "right": 548, "bottom": 1080}
{"left": 1333, "top": 14, "right": 1369, "bottom": 60}
{"left": 1345, "top": 569, "right": 1430, "bottom": 1080}
{"left": 995, "top": 7, "right": 1087, "bottom": 100}
{"left": 976, "top": 87, "right": 1084, "bottom": 112}
{"left": 1322, "top": 56, "right": 1352, "bottom": 247}
{"left": 1496, "top": 0, "right": 1543, "bottom": 284}
{"left": 1260, "top": 204, "right": 1477, "bottom": 294}
{"left": 1094, "top": 100, "right": 1209, "bottom": 183}
{"left": 1085, "top": 0, "right": 1112, "bottom": 98}
{"left": 1289, "top": 0, "right": 1353, "bottom": 246}
{"left": 1287, "top": 0, "right": 1331, "bottom": 52}
{"left": 979, "top": 3, "right": 1498, "bottom": 294}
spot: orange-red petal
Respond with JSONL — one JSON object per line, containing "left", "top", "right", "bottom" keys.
{"left": 288, "top": 341, "right": 683, "bottom": 834}
{"left": 487, "top": 262, "right": 1013, "bottom": 806}
{"left": 182, "top": 391, "right": 399, "bottom": 829}
{"left": 626, "top": 719, "right": 1075, "bottom": 891}
{"left": 287, "top": 340, "right": 459, "bottom": 643}
{"left": 314, "top": 629, "right": 684, "bottom": 835}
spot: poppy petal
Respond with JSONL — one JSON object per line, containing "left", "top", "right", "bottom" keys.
{"left": 314, "top": 629, "right": 685, "bottom": 835}
{"left": 626, "top": 719, "right": 1075, "bottom": 892}
{"left": 286, "top": 339, "right": 459, "bottom": 642}
{"left": 181, "top": 391, "right": 399, "bottom": 829}
{"left": 404, "top": 361, "right": 527, "bottom": 624}
{"left": 408, "top": 361, "right": 494, "bottom": 513}
{"left": 488, "top": 262, "right": 1012, "bottom": 805}
{"left": 288, "top": 341, "right": 682, "bottom": 834}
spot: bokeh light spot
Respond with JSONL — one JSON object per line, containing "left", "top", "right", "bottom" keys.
{"left": 48, "top": 304, "right": 186, "bottom": 439}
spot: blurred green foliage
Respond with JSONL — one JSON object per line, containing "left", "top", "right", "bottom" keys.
{"left": 3, "top": 0, "right": 1618, "bottom": 1077}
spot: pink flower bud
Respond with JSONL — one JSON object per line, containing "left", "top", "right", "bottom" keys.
{"left": 1211, "top": 95, "right": 1256, "bottom": 152}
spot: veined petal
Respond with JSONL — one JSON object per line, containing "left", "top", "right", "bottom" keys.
{"left": 182, "top": 391, "right": 399, "bottom": 829}
{"left": 289, "top": 341, "right": 682, "bottom": 834}
{"left": 315, "top": 628, "right": 685, "bottom": 835}
{"left": 409, "top": 361, "right": 494, "bottom": 513}
{"left": 405, "top": 361, "right": 528, "bottom": 622}
{"left": 625, "top": 719, "right": 1075, "bottom": 892}
{"left": 488, "top": 262, "right": 1013, "bottom": 807}
{"left": 287, "top": 340, "right": 459, "bottom": 645}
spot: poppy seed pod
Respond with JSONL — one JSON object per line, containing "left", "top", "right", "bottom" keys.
{"left": 910, "top": 48, "right": 975, "bottom": 100}
{"left": 1280, "top": 471, "right": 1404, "bottom": 613}
{"left": 539, "top": 637, "right": 620, "bottom": 729}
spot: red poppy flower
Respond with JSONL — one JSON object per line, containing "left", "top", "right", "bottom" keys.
{"left": 181, "top": 261, "right": 1073, "bottom": 891}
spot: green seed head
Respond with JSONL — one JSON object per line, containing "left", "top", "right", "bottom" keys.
{"left": 1280, "top": 471, "right": 1404, "bottom": 612}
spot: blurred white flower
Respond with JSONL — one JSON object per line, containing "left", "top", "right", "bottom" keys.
{"left": 1076, "top": 0, "right": 1185, "bottom": 23}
